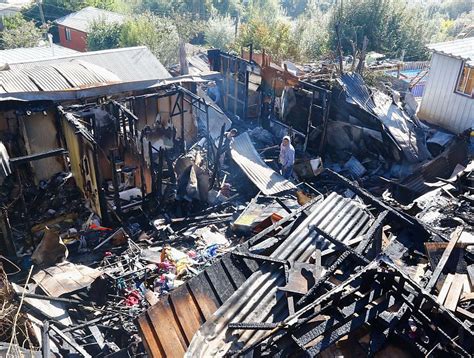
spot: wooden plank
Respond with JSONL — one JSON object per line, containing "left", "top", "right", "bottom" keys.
{"left": 456, "top": 306, "right": 474, "bottom": 321}
{"left": 169, "top": 284, "right": 205, "bottom": 344}
{"left": 467, "top": 264, "right": 474, "bottom": 289}
{"left": 425, "top": 226, "right": 463, "bottom": 292}
{"left": 137, "top": 314, "right": 164, "bottom": 358}
{"left": 444, "top": 273, "right": 464, "bottom": 311}
{"left": 204, "top": 262, "right": 234, "bottom": 303}
{"left": 437, "top": 273, "right": 454, "bottom": 305}
{"left": 147, "top": 300, "right": 186, "bottom": 358}
{"left": 220, "top": 255, "right": 248, "bottom": 289}
{"left": 187, "top": 273, "right": 220, "bottom": 320}
{"left": 461, "top": 274, "right": 471, "bottom": 293}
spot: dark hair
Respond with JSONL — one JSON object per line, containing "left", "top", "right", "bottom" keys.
{"left": 230, "top": 128, "right": 238, "bottom": 134}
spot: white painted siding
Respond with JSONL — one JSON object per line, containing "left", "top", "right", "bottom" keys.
{"left": 418, "top": 53, "right": 473, "bottom": 133}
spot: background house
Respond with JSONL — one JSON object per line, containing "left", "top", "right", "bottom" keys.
{"left": 55, "top": 6, "right": 125, "bottom": 52}
{"left": 6, "top": 46, "right": 171, "bottom": 82}
{"left": 0, "top": 0, "right": 31, "bottom": 19}
{"left": 417, "top": 37, "right": 473, "bottom": 134}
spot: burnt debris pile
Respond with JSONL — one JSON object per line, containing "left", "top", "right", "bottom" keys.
{"left": 0, "top": 48, "right": 472, "bottom": 357}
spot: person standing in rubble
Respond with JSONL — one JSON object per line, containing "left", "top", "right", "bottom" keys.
{"left": 207, "top": 81, "right": 221, "bottom": 107}
{"left": 220, "top": 128, "right": 238, "bottom": 167}
{"left": 279, "top": 136, "right": 295, "bottom": 179}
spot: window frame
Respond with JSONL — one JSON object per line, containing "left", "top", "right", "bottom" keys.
{"left": 65, "top": 27, "right": 71, "bottom": 41}
{"left": 455, "top": 62, "right": 474, "bottom": 98}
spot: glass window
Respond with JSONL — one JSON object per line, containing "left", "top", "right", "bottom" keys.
{"left": 65, "top": 28, "right": 71, "bottom": 41}
{"left": 456, "top": 64, "right": 474, "bottom": 97}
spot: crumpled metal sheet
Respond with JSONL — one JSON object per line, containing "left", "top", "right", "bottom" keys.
{"left": 231, "top": 132, "right": 296, "bottom": 195}
{"left": 338, "top": 73, "right": 430, "bottom": 163}
{"left": 0, "top": 141, "right": 11, "bottom": 184}
{"left": 186, "top": 192, "right": 374, "bottom": 357}
{"left": 391, "top": 135, "right": 469, "bottom": 204}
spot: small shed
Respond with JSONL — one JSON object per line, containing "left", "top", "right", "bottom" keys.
{"left": 417, "top": 38, "right": 473, "bottom": 134}
{"left": 54, "top": 6, "right": 125, "bottom": 52}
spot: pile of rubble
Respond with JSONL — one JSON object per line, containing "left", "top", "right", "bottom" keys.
{"left": 0, "top": 48, "right": 472, "bottom": 357}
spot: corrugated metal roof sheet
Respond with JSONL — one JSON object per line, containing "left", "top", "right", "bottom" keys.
{"left": 22, "top": 65, "right": 71, "bottom": 92}
{"left": 8, "top": 47, "right": 171, "bottom": 82}
{"left": 54, "top": 6, "right": 125, "bottom": 33}
{"left": 338, "top": 73, "right": 430, "bottom": 163}
{"left": 0, "top": 45, "right": 78, "bottom": 64}
{"left": 186, "top": 192, "right": 374, "bottom": 356}
{"left": 0, "top": 60, "right": 121, "bottom": 93}
{"left": 231, "top": 132, "right": 296, "bottom": 195}
{"left": 428, "top": 37, "right": 474, "bottom": 66}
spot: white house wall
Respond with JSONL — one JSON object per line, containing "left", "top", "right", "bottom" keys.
{"left": 417, "top": 53, "right": 473, "bottom": 134}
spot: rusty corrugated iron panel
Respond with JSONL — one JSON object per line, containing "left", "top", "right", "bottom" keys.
{"left": 231, "top": 132, "right": 296, "bottom": 195}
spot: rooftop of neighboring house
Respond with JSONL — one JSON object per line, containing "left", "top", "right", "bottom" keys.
{"left": 0, "top": 45, "right": 79, "bottom": 64}
{"left": 5, "top": 46, "right": 171, "bottom": 82}
{"left": 54, "top": 6, "right": 126, "bottom": 33}
{"left": 0, "top": 60, "right": 121, "bottom": 93}
{"left": 427, "top": 37, "right": 474, "bottom": 67}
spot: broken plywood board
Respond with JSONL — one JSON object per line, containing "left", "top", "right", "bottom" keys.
{"left": 12, "top": 283, "right": 73, "bottom": 327}
{"left": 444, "top": 273, "right": 465, "bottom": 311}
{"left": 437, "top": 273, "right": 454, "bottom": 305}
{"left": 32, "top": 261, "right": 101, "bottom": 297}
{"left": 231, "top": 132, "right": 296, "bottom": 195}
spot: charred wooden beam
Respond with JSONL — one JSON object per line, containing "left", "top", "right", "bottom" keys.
{"left": 9, "top": 148, "right": 67, "bottom": 165}
{"left": 296, "top": 251, "right": 351, "bottom": 307}
{"left": 309, "top": 225, "right": 369, "bottom": 264}
{"left": 425, "top": 226, "right": 463, "bottom": 292}
{"left": 355, "top": 211, "right": 388, "bottom": 258}
{"left": 293, "top": 285, "right": 386, "bottom": 349}
{"left": 368, "top": 304, "right": 411, "bottom": 356}
{"left": 325, "top": 169, "right": 420, "bottom": 229}
{"left": 248, "top": 196, "right": 323, "bottom": 247}
{"left": 306, "top": 298, "right": 392, "bottom": 357}
{"left": 228, "top": 322, "right": 280, "bottom": 330}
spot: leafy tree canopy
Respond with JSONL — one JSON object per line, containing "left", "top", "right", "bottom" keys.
{"left": 87, "top": 20, "right": 122, "bottom": 51}
{"left": 0, "top": 15, "right": 44, "bottom": 49}
{"left": 120, "top": 13, "right": 180, "bottom": 66}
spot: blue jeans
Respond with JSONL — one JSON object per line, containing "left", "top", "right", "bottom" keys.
{"left": 282, "top": 165, "right": 293, "bottom": 179}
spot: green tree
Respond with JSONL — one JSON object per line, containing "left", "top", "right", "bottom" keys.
{"left": 22, "top": 0, "right": 130, "bottom": 24}
{"left": 292, "top": 6, "right": 331, "bottom": 61}
{"left": 281, "top": 0, "right": 309, "bottom": 18}
{"left": 172, "top": 13, "right": 206, "bottom": 43}
{"left": 441, "top": 0, "right": 472, "bottom": 19}
{"left": 237, "top": 15, "right": 298, "bottom": 62}
{"left": 241, "top": 0, "right": 283, "bottom": 23}
{"left": 212, "top": 0, "right": 241, "bottom": 17}
{"left": 87, "top": 20, "right": 122, "bottom": 50}
{"left": 205, "top": 15, "right": 235, "bottom": 50}
{"left": 0, "top": 15, "right": 43, "bottom": 49}
{"left": 120, "top": 13, "right": 179, "bottom": 66}
{"left": 329, "top": 0, "right": 430, "bottom": 61}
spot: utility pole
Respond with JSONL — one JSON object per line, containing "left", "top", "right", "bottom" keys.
{"left": 336, "top": 0, "right": 344, "bottom": 75}
{"left": 234, "top": 13, "right": 240, "bottom": 39}
{"left": 36, "top": 0, "right": 46, "bottom": 26}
